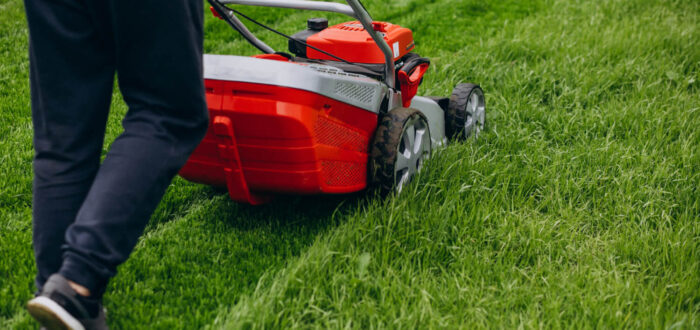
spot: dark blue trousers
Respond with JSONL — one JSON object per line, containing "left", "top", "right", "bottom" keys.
{"left": 25, "top": 0, "right": 209, "bottom": 297}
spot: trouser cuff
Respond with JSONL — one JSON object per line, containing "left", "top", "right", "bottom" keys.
{"left": 58, "top": 254, "right": 107, "bottom": 298}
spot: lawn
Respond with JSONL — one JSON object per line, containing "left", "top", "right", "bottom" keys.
{"left": 1, "top": 0, "right": 698, "bottom": 328}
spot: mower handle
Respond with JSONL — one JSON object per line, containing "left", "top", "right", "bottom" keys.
{"left": 218, "top": 0, "right": 357, "bottom": 17}
{"left": 217, "top": 0, "right": 396, "bottom": 89}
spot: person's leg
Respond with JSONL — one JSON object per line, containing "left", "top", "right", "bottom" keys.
{"left": 58, "top": 0, "right": 208, "bottom": 297}
{"left": 25, "top": 0, "right": 115, "bottom": 293}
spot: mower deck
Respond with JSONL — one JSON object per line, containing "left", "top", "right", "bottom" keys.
{"left": 180, "top": 55, "right": 384, "bottom": 204}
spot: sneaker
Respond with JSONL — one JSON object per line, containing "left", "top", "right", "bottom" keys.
{"left": 27, "top": 274, "right": 108, "bottom": 330}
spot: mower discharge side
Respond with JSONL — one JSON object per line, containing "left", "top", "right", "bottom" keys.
{"left": 180, "top": 0, "right": 485, "bottom": 204}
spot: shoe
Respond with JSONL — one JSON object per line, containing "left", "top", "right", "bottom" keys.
{"left": 27, "top": 274, "right": 108, "bottom": 330}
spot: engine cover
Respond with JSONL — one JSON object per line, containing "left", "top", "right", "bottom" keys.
{"left": 293, "top": 21, "right": 415, "bottom": 64}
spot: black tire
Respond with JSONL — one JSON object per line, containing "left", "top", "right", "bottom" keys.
{"left": 446, "top": 83, "right": 486, "bottom": 140}
{"left": 369, "top": 108, "right": 431, "bottom": 195}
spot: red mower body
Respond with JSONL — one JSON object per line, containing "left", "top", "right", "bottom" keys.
{"left": 179, "top": 55, "right": 382, "bottom": 204}
{"left": 180, "top": 7, "right": 447, "bottom": 205}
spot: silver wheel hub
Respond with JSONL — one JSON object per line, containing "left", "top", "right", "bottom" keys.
{"left": 465, "top": 89, "right": 486, "bottom": 138}
{"left": 394, "top": 116, "right": 431, "bottom": 193}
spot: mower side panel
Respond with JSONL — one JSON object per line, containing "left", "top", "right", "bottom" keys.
{"left": 180, "top": 81, "right": 379, "bottom": 199}
{"left": 409, "top": 96, "right": 447, "bottom": 147}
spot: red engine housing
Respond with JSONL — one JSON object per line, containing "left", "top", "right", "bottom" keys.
{"left": 306, "top": 21, "right": 415, "bottom": 64}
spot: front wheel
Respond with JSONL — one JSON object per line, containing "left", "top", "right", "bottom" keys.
{"left": 369, "top": 108, "right": 432, "bottom": 195}
{"left": 446, "top": 83, "right": 486, "bottom": 140}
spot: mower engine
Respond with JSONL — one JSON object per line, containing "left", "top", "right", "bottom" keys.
{"left": 289, "top": 19, "right": 415, "bottom": 64}
{"left": 290, "top": 18, "right": 430, "bottom": 107}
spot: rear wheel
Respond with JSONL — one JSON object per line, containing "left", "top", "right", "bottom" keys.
{"left": 370, "top": 108, "right": 431, "bottom": 194}
{"left": 446, "top": 83, "right": 486, "bottom": 140}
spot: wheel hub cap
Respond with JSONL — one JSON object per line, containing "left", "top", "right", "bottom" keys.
{"left": 465, "top": 89, "right": 486, "bottom": 138}
{"left": 394, "top": 117, "right": 431, "bottom": 193}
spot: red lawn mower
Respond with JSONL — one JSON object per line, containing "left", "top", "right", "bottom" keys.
{"left": 180, "top": 0, "right": 486, "bottom": 205}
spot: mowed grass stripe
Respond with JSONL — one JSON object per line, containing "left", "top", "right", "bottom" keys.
{"left": 0, "top": 1, "right": 35, "bottom": 327}
{"left": 104, "top": 191, "right": 353, "bottom": 329}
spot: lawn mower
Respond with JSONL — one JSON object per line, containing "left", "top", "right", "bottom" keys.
{"left": 179, "top": 0, "right": 486, "bottom": 205}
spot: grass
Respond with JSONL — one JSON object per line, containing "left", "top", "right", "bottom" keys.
{"left": 1, "top": 0, "right": 698, "bottom": 328}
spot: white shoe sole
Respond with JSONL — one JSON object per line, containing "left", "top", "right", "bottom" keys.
{"left": 27, "top": 296, "right": 85, "bottom": 330}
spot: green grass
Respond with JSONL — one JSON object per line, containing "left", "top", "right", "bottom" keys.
{"left": 1, "top": 0, "right": 699, "bottom": 328}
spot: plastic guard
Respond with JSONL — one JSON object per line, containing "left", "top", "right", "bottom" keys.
{"left": 212, "top": 115, "right": 271, "bottom": 205}
{"left": 397, "top": 55, "right": 430, "bottom": 107}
